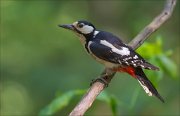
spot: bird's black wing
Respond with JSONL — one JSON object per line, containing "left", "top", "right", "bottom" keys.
{"left": 88, "top": 31, "right": 159, "bottom": 70}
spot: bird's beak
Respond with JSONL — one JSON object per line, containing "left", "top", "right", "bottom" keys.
{"left": 58, "top": 24, "right": 74, "bottom": 31}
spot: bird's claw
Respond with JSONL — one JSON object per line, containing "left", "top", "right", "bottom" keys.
{"left": 90, "top": 77, "right": 109, "bottom": 88}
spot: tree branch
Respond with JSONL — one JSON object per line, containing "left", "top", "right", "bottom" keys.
{"left": 129, "top": 0, "right": 177, "bottom": 49}
{"left": 69, "top": 0, "right": 176, "bottom": 115}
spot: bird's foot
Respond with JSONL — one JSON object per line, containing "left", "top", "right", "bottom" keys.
{"left": 90, "top": 76, "right": 109, "bottom": 88}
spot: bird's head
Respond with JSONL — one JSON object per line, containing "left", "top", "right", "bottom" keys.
{"left": 59, "top": 20, "right": 96, "bottom": 36}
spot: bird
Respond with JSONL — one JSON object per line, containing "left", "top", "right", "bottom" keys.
{"left": 59, "top": 20, "right": 164, "bottom": 103}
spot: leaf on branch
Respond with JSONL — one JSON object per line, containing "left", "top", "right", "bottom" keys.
{"left": 39, "top": 90, "right": 85, "bottom": 115}
{"left": 39, "top": 90, "right": 119, "bottom": 115}
{"left": 136, "top": 36, "right": 162, "bottom": 58}
{"left": 136, "top": 36, "right": 177, "bottom": 80}
{"left": 157, "top": 54, "right": 178, "bottom": 79}
{"left": 97, "top": 91, "right": 119, "bottom": 116}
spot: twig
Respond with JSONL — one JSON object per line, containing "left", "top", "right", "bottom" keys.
{"left": 129, "top": 0, "right": 177, "bottom": 49}
{"left": 69, "top": 0, "right": 176, "bottom": 115}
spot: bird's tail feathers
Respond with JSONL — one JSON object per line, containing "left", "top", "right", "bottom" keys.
{"left": 135, "top": 68, "right": 164, "bottom": 103}
{"left": 141, "top": 62, "right": 159, "bottom": 71}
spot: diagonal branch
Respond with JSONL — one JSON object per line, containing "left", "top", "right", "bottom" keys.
{"left": 69, "top": 0, "right": 176, "bottom": 115}
{"left": 129, "top": 0, "right": 177, "bottom": 49}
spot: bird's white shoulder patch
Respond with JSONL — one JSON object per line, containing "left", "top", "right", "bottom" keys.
{"left": 100, "top": 40, "right": 130, "bottom": 56}
{"left": 93, "top": 31, "right": 99, "bottom": 38}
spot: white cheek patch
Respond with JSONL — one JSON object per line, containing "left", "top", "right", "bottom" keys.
{"left": 100, "top": 40, "right": 130, "bottom": 56}
{"left": 79, "top": 25, "right": 94, "bottom": 34}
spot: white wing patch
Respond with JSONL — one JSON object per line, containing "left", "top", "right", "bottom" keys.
{"left": 100, "top": 40, "right": 130, "bottom": 56}
{"left": 138, "top": 80, "right": 153, "bottom": 96}
{"left": 133, "top": 55, "right": 138, "bottom": 59}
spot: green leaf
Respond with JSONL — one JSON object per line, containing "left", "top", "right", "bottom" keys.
{"left": 165, "top": 50, "right": 173, "bottom": 56}
{"left": 97, "top": 91, "right": 119, "bottom": 116}
{"left": 136, "top": 36, "right": 177, "bottom": 80}
{"left": 39, "top": 90, "right": 85, "bottom": 115}
{"left": 157, "top": 54, "right": 178, "bottom": 79}
{"left": 156, "top": 35, "right": 162, "bottom": 47}
{"left": 97, "top": 91, "right": 111, "bottom": 103}
{"left": 39, "top": 90, "right": 119, "bottom": 116}
{"left": 136, "top": 38, "right": 162, "bottom": 58}
{"left": 144, "top": 57, "right": 163, "bottom": 87}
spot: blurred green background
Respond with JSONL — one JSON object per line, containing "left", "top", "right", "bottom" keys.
{"left": 0, "top": 0, "right": 179, "bottom": 115}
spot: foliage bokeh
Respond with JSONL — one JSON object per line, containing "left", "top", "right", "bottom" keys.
{"left": 0, "top": 0, "right": 179, "bottom": 115}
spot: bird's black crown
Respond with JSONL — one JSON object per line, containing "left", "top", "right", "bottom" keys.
{"left": 77, "top": 20, "right": 96, "bottom": 29}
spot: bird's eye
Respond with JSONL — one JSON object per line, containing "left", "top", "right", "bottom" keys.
{"left": 77, "top": 23, "right": 83, "bottom": 28}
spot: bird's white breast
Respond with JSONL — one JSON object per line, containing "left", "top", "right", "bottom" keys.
{"left": 76, "top": 33, "right": 86, "bottom": 45}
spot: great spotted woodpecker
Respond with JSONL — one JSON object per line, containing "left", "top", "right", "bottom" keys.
{"left": 59, "top": 20, "right": 164, "bottom": 102}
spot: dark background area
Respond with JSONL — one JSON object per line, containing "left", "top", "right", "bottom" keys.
{"left": 1, "top": 0, "right": 179, "bottom": 115}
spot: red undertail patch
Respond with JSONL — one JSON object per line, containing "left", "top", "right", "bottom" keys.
{"left": 113, "top": 67, "right": 136, "bottom": 78}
